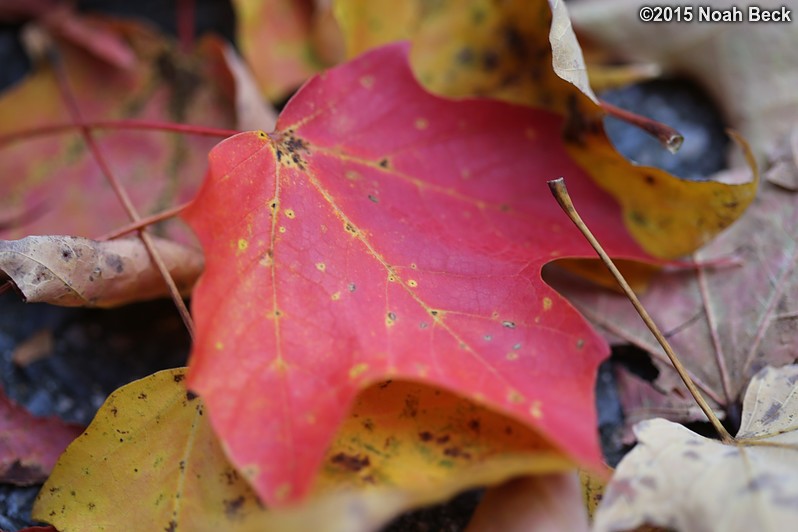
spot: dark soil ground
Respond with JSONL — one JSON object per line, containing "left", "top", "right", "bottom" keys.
{"left": 0, "top": 2, "right": 730, "bottom": 530}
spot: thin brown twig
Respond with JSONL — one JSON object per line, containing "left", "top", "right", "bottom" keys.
{"left": 0, "top": 120, "right": 238, "bottom": 147}
{"left": 600, "top": 99, "right": 683, "bottom": 154}
{"left": 98, "top": 201, "right": 192, "bottom": 241}
{"left": 49, "top": 48, "right": 195, "bottom": 340}
{"left": 548, "top": 177, "right": 734, "bottom": 444}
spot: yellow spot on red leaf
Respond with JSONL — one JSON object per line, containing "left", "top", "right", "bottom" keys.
{"left": 349, "top": 363, "right": 368, "bottom": 379}
{"left": 415, "top": 118, "right": 429, "bottom": 130}
{"left": 543, "top": 297, "right": 552, "bottom": 311}
{"left": 274, "top": 482, "right": 291, "bottom": 501}
{"left": 529, "top": 401, "right": 543, "bottom": 419}
{"left": 331, "top": 291, "right": 341, "bottom": 301}
{"left": 359, "top": 75, "right": 375, "bottom": 89}
{"left": 316, "top": 262, "right": 326, "bottom": 272}
{"left": 506, "top": 352, "right": 518, "bottom": 361}
{"left": 278, "top": 226, "right": 286, "bottom": 233}
{"left": 214, "top": 341, "right": 224, "bottom": 350}
{"left": 237, "top": 239, "right": 248, "bottom": 252}
{"left": 407, "top": 279, "right": 417, "bottom": 287}
{"left": 507, "top": 390, "right": 524, "bottom": 404}
{"left": 284, "top": 208, "right": 295, "bottom": 219}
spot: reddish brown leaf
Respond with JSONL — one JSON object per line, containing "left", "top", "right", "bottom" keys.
{"left": 0, "top": 20, "right": 236, "bottom": 242}
{"left": 0, "top": 390, "right": 83, "bottom": 486}
{"left": 183, "top": 42, "right": 659, "bottom": 505}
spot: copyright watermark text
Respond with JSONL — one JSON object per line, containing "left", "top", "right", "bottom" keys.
{"left": 638, "top": 5, "right": 791, "bottom": 23}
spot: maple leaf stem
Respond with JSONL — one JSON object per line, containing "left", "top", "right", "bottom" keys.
{"left": 599, "top": 99, "right": 684, "bottom": 154}
{"left": 98, "top": 202, "right": 192, "bottom": 241}
{"left": 48, "top": 47, "right": 195, "bottom": 340}
{"left": 0, "top": 120, "right": 238, "bottom": 148}
{"left": 548, "top": 177, "right": 734, "bottom": 444}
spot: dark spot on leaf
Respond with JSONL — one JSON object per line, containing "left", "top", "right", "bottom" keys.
{"left": 436, "top": 435, "right": 450, "bottom": 445}
{"left": 502, "top": 321, "right": 516, "bottom": 329}
{"left": 179, "top": 460, "right": 186, "bottom": 472}
{"left": 138, "top": 393, "right": 147, "bottom": 400}
{"left": 378, "top": 380, "right": 392, "bottom": 389}
{"left": 224, "top": 496, "right": 246, "bottom": 518}
{"left": 723, "top": 200, "right": 739, "bottom": 209}
{"left": 186, "top": 390, "right": 198, "bottom": 401}
{"left": 49, "top": 487, "right": 61, "bottom": 493}
{"left": 387, "top": 311, "right": 396, "bottom": 321}
{"left": 368, "top": 194, "right": 379, "bottom": 203}
{"left": 444, "top": 447, "right": 471, "bottom": 459}
{"left": 503, "top": 27, "right": 527, "bottom": 59}
{"left": 222, "top": 468, "right": 239, "bottom": 486}
{"left": 165, "top": 519, "right": 177, "bottom": 532}
{"left": 331, "top": 452, "right": 370, "bottom": 472}
{"left": 644, "top": 174, "right": 656, "bottom": 185}
{"left": 292, "top": 153, "right": 300, "bottom": 164}
{"left": 134, "top": 468, "right": 139, "bottom": 473}
{"left": 105, "top": 254, "right": 124, "bottom": 274}
{"left": 481, "top": 50, "right": 499, "bottom": 71}
{"left": 61, "top": 247, "right": 73, "bottom": 261}
{"left": 362, "top": 419, "right": 374, "bottom": 431}
{"left": 419, "top": 431, "right": 434, "bottom": 442}
{"left": 403, "top": 395, "right": 419, "bottom": 417}
{"left": 88, "top": 502, "right": 96, "bottom": 510}
{"left": 111, "top": 406, "right": 118, "bottom": 417}
{"left": 276, "top": 150, "right": 283, "bottom": 162}
{"left": 456, "top": 47, "right": 475, "bottom": 65}
{"left": 630, "top": 211, "right": 647, "bottom": 226}
{"left": 504, "top": 425, "right": 513, "bottom": 435}
{"left": 468, "top": 419, "right": 481, "bottom": 433}
{"left": 378, "top": 158, "right": 389, "bottom": 168}
{"left": 173, "top": 374, "right": 185, "bottom": 383}
{"left": 348, "top": 282, "right": 356, "bottom": 292}
{"left": 119, "top": 438, "right": 124, "bottom": 443}
{"left": 430, "top": 310, "right": 438, "bottom": 316}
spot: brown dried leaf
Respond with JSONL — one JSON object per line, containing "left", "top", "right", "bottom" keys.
{"left": 594, "top": 364, "right": 798, "bottom": 532}
{"left": 0, "top": 235, "right": 203, "bottom": 308}
{"left": 552, "top": 177, "right": 797, "bottom": 429}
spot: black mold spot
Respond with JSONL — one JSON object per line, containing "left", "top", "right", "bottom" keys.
{"left": 378, "top": 158, "right": 389, "bottom": 168}
{"left": 443, "top": 447, "right": 472, "bottom": 459}
{"left": 644, "top": 174, "right": 656, "bottom": 185}
{"left": 362, "top": 419, "right": 374, "bottom": 431}
{"left": 378, "top": 380, "right": 392, "bottom": 389}
{"left": 105, "top": 254, "right": 124, "bottom": 274}
{"left": 138, "top": 393, "right": 148, "bottom": 400}
{"left": 368, "top": 194, "right": 379, "bottom": 203}
{"left": 331, "top": 452, "right": 371, "bottom": 472}
{"left": 224, "top": 496, "right": 246, "bottom": 518}
{"left": 468, "top": 419, "right": 481, "bottom": 433}
{"left": 186, "top": 390, "right": 198, "bottom": 401}
{"left": 61, "top": 247, "right": 73, "bottom": 261}
{"left": 179, "top": 460, "right": 186, "bottom": 472}
{"left": 165, "top": 519, "right": 177, "bottom": 532}
{"left": 456, "top": 47, "right": 475, "bottom": 65}
{"left": 481, "top": 50, "right": 499, "bottom": 71}
{"left": 111, "top": 406, "right": 118, "bottom": 417}
{"left": 174, "top": 374, "right": 185, "bottom": 383}
{"left": 419, "top": 431, "right": 434, "bottom": 442}
{"left": 436, "top": 434, "right": 450, "bottom": 445}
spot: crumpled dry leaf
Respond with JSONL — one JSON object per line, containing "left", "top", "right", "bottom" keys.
{"left": 594, "top": 364, "right": 798, "bottom": 532}
{"left": 0, "top": 235, "right": 203, "bottom": 307}
{"left": 551, "top": 177, "right": 797, "bottom": 430}
{"left": 570, "top": 0, "right": 798, "bottom": 162}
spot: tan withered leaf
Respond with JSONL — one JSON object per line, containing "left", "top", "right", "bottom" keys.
{"left": 570, "top": 0, "right": 798, "bottom": 161}
{"left": 0, "top": 235, "right": 203, "bottom": 307}
{"left": 594, "top": 364, "right": 798, "bottom": 532}
{"left": 551, "top": 177, "right": 795, "bottom": 429}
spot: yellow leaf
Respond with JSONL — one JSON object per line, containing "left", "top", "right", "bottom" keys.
{"left": 34, "top": 370, "right": 575, "bottom": 531}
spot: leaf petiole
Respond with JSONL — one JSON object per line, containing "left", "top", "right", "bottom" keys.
{"left": 548, "top": 177, "right": 734, "bottom": 444}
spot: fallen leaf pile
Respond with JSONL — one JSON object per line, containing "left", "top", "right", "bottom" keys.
{"left": 0, "top": 0, "right": 795, "bottom": 530}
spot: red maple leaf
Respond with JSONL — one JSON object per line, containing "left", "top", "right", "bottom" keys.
{"left": 183, "top": 42, "right": 652, "bottom": 504}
